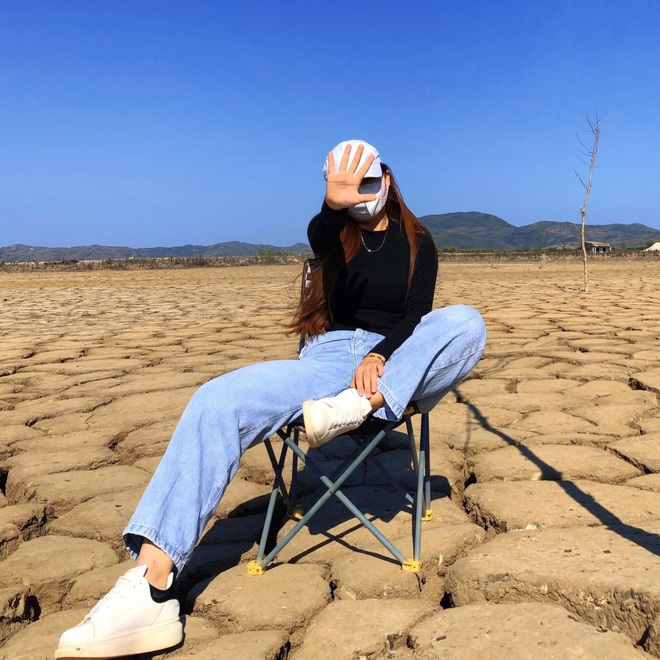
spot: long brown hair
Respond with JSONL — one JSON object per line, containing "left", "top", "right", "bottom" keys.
{"left": 289, "top": 164, "right": 435, "bottom": 338}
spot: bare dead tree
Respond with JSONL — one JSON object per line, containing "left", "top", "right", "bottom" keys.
{"left": 574, "top": 113, "right": 602, "bottom": 293}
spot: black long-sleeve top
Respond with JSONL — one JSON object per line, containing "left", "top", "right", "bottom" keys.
{"left": 307, "top": 203, "right": 438, "bottom": 359}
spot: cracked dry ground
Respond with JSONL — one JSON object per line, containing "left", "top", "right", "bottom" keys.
{"left": 1, "top": 260, "right": 659, "bottom": 659}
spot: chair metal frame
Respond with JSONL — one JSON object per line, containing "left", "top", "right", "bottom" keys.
{"left": 247, "top": 259, "right": 434, "bottom": 575}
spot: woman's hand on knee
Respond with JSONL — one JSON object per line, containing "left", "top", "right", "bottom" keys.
{"left": 350, "top": 354, "right": 385, "bottom": 398}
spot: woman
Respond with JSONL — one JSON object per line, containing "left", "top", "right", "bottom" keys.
{"left": 55, "top": 140, "right": 487, "bottom": 658}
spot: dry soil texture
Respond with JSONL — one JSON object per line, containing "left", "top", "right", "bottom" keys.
{"left": 1, "top": 260, "right": 659, "bottom": 659}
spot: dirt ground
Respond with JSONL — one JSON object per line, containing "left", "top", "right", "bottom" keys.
{"left": 1, "top": 259, "right": 659, "bottom": 658}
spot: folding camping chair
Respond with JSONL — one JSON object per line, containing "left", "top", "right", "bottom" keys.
{"left": 246, "top": 259, "right": 438, "bottom": 575}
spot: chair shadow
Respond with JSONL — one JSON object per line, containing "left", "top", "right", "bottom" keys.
{"left": 458, "top": 390, "right": 660, "bottom": 557}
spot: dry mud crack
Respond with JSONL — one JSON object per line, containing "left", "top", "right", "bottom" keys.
{"left": 1, "top": 261, "right": 659, "bottom": 658}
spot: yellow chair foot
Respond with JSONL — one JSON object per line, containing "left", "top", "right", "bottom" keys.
{"left": 290, "top": 506, "right": 304, "bottom": 520}
{"left": 402, "top": 559, "right": 422, "bottom": 573}
{"left": 247, "top": 561, "right": 265, "bottom": 576}
{"left": 422, "top": 508, "right": 432, "bottom": 521}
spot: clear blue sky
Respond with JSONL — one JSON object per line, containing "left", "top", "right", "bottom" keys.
{"left": 1, "top": 1, "right": 659, "bottom": 248}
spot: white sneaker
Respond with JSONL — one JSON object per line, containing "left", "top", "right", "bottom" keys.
{"left": 302, "top": 388, "right": 373, "bottom": 448}
{"left": 54, "top": 565, "right": 183, "bottom": 658}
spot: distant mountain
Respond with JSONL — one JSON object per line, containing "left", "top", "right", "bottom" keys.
{"left": 420, "top": 213, "right": 660, "bottom": 250}
{"left": 0, "top": 241, "right": 312, "bottom": 263}
{"left": 2, "top": 214, "right": 660, "bottom": 262}
{"left": 420, "top": 212, "right": 517, "bottom": 250}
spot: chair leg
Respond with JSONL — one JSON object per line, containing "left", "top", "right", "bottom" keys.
{"left": 265, "top": 433, "right": 292, "bottom": 513}
{"left": 249, "top": 426, "right": 412, "bottom": 573}
{"left": 408, "top": 414, "right": 432, "bottom": 571}
{"left": 412, "top": 442, "right": 424, "bottom": 564}
{"left": 290, "top": 427, "right": 300, "bottom": 507}
{"left": 252, "top": 437, "right": 291, "bottom": 573}
{"left": 421, "top": 413, "right": 432, "bottom": 520}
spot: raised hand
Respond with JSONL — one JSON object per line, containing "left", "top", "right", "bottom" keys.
{"left": 325, "top": 143, "right": 379, "bottom": 211}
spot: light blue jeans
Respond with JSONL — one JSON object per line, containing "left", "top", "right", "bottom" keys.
{"left": 123, "top": 305, "right": 486, "bottom": 571}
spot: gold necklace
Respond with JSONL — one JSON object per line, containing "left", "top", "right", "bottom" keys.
{"left": 360, "top": 222, "right": 389, "bottom": 253}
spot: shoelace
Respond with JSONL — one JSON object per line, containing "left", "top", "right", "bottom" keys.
{"left": 327, "top": 399, "right": 364, "bottom": 430}
{"left": 86, "top": 572, "right": 141, "bottom": 619}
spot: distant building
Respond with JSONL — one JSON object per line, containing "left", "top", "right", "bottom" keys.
{"left": 584, "top": 241, "right": 612, "bottom": 253}
{"left": 644, "top": 242, "right": 660, "bottom": 251}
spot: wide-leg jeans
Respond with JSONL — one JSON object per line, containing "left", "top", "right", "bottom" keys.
{"left": 123, "top": 304, "right": 487, "bottom": 571}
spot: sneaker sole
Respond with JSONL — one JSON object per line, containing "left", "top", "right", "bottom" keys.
{"left": 302, "top": 400, "right": 324, "bottom": 448}
{"left": 54, "top": 618, "right": 183, "bottom": 658}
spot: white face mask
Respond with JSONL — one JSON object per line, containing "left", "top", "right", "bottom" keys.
{"left": 348, "top": 177, "right": 388, "bottom": 221}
